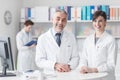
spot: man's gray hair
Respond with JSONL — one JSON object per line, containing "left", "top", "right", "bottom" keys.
{"left": 55, "top": 9, "right": 68, "bottom": 15}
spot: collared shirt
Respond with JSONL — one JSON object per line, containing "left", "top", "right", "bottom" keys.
{"left": 51, "top": 28, "right": 63, "bottom": 41}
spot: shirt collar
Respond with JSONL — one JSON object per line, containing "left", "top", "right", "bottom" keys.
{"left": 51, "top": 28, "right": 63, "bottom": 37}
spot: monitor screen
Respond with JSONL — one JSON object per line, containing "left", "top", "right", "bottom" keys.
{"left": 0, "top": 36, "right": 15, "bottom": 77}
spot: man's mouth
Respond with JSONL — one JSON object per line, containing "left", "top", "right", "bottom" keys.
{"left": 96, "top": 26, "right": 101, "bottom": 29}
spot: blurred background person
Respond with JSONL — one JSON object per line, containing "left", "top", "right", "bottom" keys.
{"left": 16, "top": 20, "right": 37, "bottom": 72}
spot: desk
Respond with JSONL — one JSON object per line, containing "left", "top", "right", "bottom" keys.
{"left": 0, "top": 70, "right": 108, "bottom": 80}
{"left": 45, "top": 70, "right": 108, "bottom": 80}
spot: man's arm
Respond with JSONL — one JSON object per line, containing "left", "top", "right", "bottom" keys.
{"left": 35, "top": 36, "right": 56, "bottom": 71}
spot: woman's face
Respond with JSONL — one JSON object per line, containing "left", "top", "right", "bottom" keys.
{"left": 93, "top": 16, "right": 106, "bottom": 33}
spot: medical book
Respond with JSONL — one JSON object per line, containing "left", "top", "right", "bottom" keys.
{"left": 25, "top": 40, "right": 37, "bottom": 46}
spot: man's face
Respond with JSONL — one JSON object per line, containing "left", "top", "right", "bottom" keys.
{"left": 52, "top": 12, "right": 67, "bottom": 33}
{"left": 24, "top": 25, "right": 32, "bottom": 32}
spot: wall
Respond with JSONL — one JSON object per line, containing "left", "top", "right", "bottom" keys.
{"left": 0, "top": 0, "right": 22, "bottom": 70}
{"left": 22, "top": 0, "right": 120, "bottom": 7}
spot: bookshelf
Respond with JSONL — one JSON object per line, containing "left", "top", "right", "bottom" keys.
{"left": 20, "top": 5, "right": 120, "bottom": 39}
{"left": 20, "top": 5, "right": 120, "bottom": 53}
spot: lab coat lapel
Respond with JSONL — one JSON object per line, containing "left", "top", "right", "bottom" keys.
{"left": 94, "top": 31, "right": 107, "bottom": 52}
{"left": 95, "top": 31, "right": 106, "bottom": 45}
{"left": 61, "top": 31, "right": 68, "bottom": 46}
{"left": 47, "top": 29, "right": 60, "bottom": 49}
{"left": 92, "top": 32, "right": 97, "bottom": 49}
{"left": 92, "top": 32, "right": 102, "bottom": 53}
{"left": 22, "top": 29, "right": 31, "bottom": 43}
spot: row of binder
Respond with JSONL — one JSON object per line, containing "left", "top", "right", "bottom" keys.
{"left": 20, "top": 5, "right": 120, "bottom": 22}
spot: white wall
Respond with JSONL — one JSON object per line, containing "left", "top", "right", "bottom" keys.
{"left": 0, "top": 0, "right": 22, "bottom": 69}
{"left": 22, "top": 0, "right": 120, "bottom": 7}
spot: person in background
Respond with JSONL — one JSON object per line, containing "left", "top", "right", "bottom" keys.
{"left": 16, "top": 20, "right": 37, "bottom": 72}
{"left": 79, "top": 10, "right": 117, "bottom": 80}
{"left": 35, "top": 10, "right": 79, "bottom": 74}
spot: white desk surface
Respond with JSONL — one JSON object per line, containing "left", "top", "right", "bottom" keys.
{"left": 56, "top": 70, "right": 107, "bottom": 80}
{"left": 0, "top": 70, "right": 108, "bottom": 80}
{"left": 45, "top": 70, "right": 108, "bottom": 80}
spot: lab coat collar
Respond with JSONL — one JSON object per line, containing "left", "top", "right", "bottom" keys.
{"left": 94, "top": 31, "right": 107, "bottom": 43}
{"left": 51, "top": 28, "right": 63, "bottom": 38}
{"left": 47, "top": 29, "right": 61, "bottom": 48}
{"left": 93, "top": 31, "right": 107, "bottom": 49}
{"left": 47, "top": 28, "right": 68, "bottom": 48}
{"left": 21, "top": 29, "right": 31, "bottom": 41}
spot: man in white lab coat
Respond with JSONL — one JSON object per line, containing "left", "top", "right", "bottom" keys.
{"left": 16, "top": 20, "right": 37, "bottom": 72}
{"left": 35, "top": 10, "right": 79, "bottom": 74}
{"left": 79, "top": 11, "right": 117, "bottom": 80}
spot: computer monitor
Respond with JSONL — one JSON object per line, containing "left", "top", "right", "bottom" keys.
{"left": 0, "top": 37, "right": 16, "bottom": 77}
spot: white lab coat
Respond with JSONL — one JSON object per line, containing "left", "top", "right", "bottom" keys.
{"left": 35, "top": 28, "right": 79, "bottom": 74}
{"left": 79, "top": 31, "right": 117, "bottom": 80}
{"left": 16, "top": 29, "right": 36, "bottom": 72}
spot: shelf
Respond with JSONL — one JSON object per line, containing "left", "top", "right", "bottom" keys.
{"left": 114, "top": 36, "right": 120, "bottom": 39}
{"left": 20, "top": 20, "right": 120, "bottom": 23}
{"left": 76, "top": 36, "right": 87, "bottom": 39}
{"left": 77, "top": 20, "right": 92, "bottom": 22}
{"left": 107, "top": 20, "right": 120, "bottom": 22}
{"left": 76, "top": 36, "right": 120, "bottom": 39}
{"left": 20, "top": 20, "right": 75, "bottom": 23}
{"left": 76, "top": 20, "right": 120, "bottom": 23}
{"left": 32, "top": 36, "right": 38, "bottom": 39}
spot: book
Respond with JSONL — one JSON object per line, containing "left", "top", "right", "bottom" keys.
{"left": 76, "top": 7, "right": 81, "bottom": 21}
{"left": 87, "top": 5, "right": 94, "bottom": 20}
{"left": 25, "top": 40, "right": 37, "bottom": 46}
{"left": 71, "top": 7, "right": 76, "bottom": 21}
{"left": 81, "top": 6, "right": 87, "bottom": 20}
{"left": 101, "top": 5, "right": 110, "bottom": 20}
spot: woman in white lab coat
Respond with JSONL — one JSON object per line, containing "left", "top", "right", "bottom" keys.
{"left": 79, "top": 11, "right": 117, "bottom": 80}
{"left": 16, "top": 20, "right": 36, "bottom": 72}
{"left": 35, "top": 10, "right": 79, "bottom": 74}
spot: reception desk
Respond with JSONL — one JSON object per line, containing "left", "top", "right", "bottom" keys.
{"left": 0, "top": 70, "right": 108, "bottom": 80}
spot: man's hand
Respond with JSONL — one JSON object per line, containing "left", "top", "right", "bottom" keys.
{"left": 80, "top": 66, "right": 88, "bottom": 74}
{"left": 29, "top": 44, "right": 36, "bottom": 48}
{"left": 54, "top": 63, "right": 71, "bottom": 72}
{"left": 80, "top": 66, "right": 98, "bottom": 74}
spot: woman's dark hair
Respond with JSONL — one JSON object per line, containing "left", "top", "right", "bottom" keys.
{"left": 92, "top": 10, "right": 107, "bottom": 21}
{"left": 24, "top": 20, "right": 34, "bottom": 26}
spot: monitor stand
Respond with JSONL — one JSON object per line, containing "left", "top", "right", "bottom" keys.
{"left": 0, "top": 60, "right": 16, "bottom": 77}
